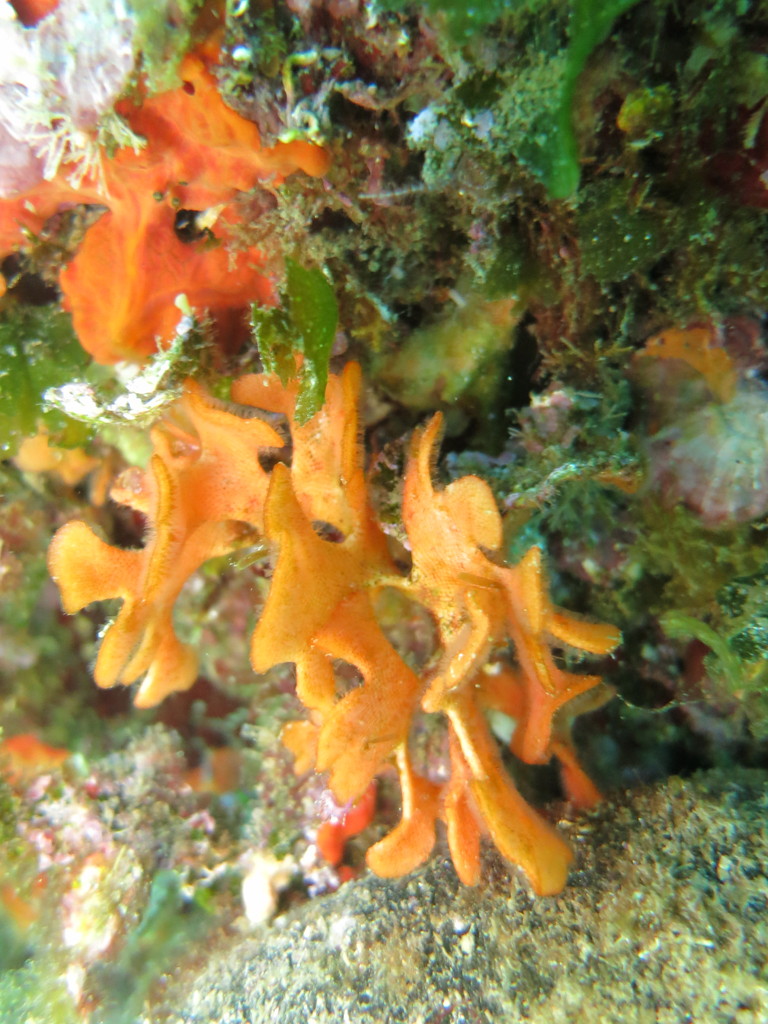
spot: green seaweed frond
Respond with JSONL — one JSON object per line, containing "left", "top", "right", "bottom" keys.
{"left": 0, "top": 307, "right": 93, "bottom": 455}
{"left": 251, "top": 259, "right": 338, "bottom": 424}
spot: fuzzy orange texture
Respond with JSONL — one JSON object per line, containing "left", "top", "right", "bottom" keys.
{"left": 14, "top": 428, "right": 116, "bottom": 506}
{"left": 634, "top": 324, "right": 738, "bottom": 403}
{"left": 373, "top": 417, "right": 620, "bottom": 891}
{"left": 0, "top": 733, "right": 69, "bottom": 782}
{"left": 47, "top": 363, "right": 620, "bottom": 895}
{"left": 48, "top": 379, "right": 284, "bottom": 706}
{"left": 0, "top": 46, "right": 329, "bottom": 363}
{"left": 14, "top": 429, "right": 99, "bottom": 486}
{"left": 47, "top": 365, "right": 368, "bottom": 708}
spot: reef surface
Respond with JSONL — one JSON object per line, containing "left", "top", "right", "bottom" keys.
{"left": 168, "top": 769, "right": 768, "bottom": 1024}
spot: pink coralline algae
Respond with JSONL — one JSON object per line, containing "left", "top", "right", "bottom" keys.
{"left": 647, "top": 381, "right": 768, "bottom": 529}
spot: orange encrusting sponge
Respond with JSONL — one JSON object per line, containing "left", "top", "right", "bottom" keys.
{"left": 0, "top": 43, "right": 329, "bottom": 363}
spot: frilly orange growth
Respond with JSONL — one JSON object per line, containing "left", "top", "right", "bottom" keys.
{"left": 633, "top": 324, "right": 738, "bottom": 404}
{"left": 0, "top": 45, "right": 329, "bottom": 363}
{"left": 48, "top": 380, "right": 283, "bottom": 706}
{"left": 48, "top": 363, "right": 620, "bottom": 895}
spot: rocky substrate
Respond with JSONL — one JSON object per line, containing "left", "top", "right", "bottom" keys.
{"left": 163, "top": 768, "right": 768, "bottom": 1024}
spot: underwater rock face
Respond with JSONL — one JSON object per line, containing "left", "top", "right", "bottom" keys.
{"left": 165, "top": 769, "right": 768, "bottom": 1024}
{"left": 647, "top": 382, "right": 768, "bottom": 529}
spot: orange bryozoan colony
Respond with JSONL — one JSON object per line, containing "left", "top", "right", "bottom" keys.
{"left": 48, "top": 363, "right": 620, "bottom": 895}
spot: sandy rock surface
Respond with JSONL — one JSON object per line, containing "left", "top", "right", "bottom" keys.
{"left": 165, "top": 767, "right": 768, "bottom": 1024}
